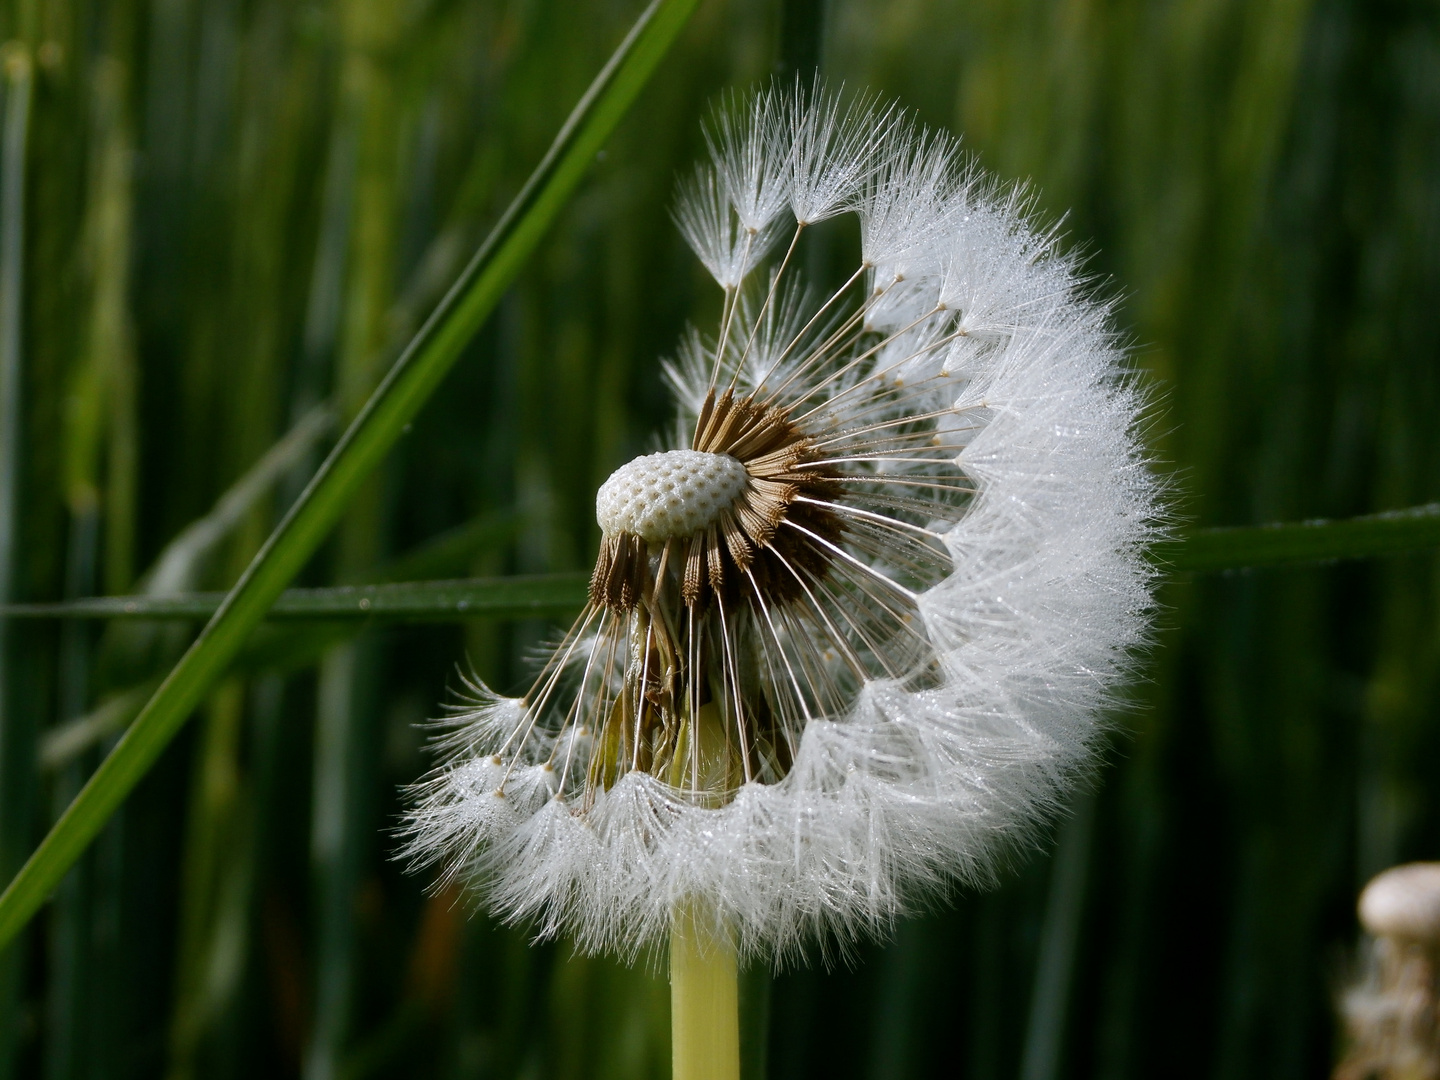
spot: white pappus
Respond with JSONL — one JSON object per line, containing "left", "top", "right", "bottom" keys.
{"left": 401, "top": 83, "right": 1163, "bottom": 963}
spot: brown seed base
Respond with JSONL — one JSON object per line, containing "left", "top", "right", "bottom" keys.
{"left": 589, "top": 388, "right": 844, "bottom": 615}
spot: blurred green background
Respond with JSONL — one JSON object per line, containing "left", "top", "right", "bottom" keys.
{"left": 0, "top": 0, "right": 1437, "bottom": 1076}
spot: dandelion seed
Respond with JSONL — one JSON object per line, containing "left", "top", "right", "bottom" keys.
{"left": 402, "top": 84, "right": 1163, "bottom": 964}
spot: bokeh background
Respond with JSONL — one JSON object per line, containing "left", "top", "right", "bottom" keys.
{"left": 0, "top": 0, "right": 1438, "bottom": 1076}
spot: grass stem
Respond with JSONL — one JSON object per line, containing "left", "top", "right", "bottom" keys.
{"left": 0, "top": 42, "right": 33, "bottom": 1080}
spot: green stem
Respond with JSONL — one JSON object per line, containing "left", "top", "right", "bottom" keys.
{"left": 0, "top": 42, "right": 33, "bottom": 1080}
{"left": 1159, "top": 501, "right": 1440, "bottom": 572}
{"left": 0, "top": 574, "right": 589, "bottom": 622}
{"left": 670, "top": 908, "right": 740, "bottom": 1080}
{"left": 9, "top": 501, "right": 1440, "bottom": 627}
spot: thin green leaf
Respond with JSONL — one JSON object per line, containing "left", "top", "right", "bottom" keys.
{"left": 363, "top": 509, "right": 520, "bottom": 585}
{"left": 0, "top": 44, "right": 34, "bottom": 1054}
{"left": 140, "top": 404, "right": 333, "bottom": 595}
{"left": 2, "top": 574, "right": 589, "bottom": 622}
{"left": 0, "top": 0, "right": 699, "bottom": 950}
{"left": 38, "top": 682, "right": 159, "bottom": 773}
{"left": 1158, "top": 502, "right": 1440, "bottom": 572}
{"left": 5, "top": 501, "right": 1440, "bottom": 629}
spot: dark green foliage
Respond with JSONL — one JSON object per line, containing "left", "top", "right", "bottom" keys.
{"left": 0, "top": 0, "right": 1436, "bottom": 1078}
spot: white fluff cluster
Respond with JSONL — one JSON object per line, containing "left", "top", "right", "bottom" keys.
{"left": 403, "top": 84, "right": 1162, "bottom": 962}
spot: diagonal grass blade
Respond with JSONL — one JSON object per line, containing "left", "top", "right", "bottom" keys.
{"left": 0, "top": 0, "right": 700, "bottom": 950}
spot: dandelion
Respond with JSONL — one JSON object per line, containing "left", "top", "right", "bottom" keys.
{"left": 403, "top": 82, "right": 1161, "bottom": 1075}
{"left": 1336, "top": 863, "right": 1440, "bottom": 1080}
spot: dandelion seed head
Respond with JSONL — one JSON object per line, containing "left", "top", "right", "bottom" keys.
{"left": 402, "top": 82, "right": 1164, "bottom": 964}
{"left": 1361, "top": 863, "right": 1440, "bottom": 945}
{"left": 1337, "top": 864, "right": 1440, "bottom": 1080}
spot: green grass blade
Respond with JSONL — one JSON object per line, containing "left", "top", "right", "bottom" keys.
{"left": 0, "top": 42, "right": 33, "bottom": 1080}
{"left": 139, "top": 405, "right": 333, "bottom": 596}
{"left": 0, "top": 0, "right": 699, "bottom": 950}
{"left": 0, "top": 575, "right": 589, "bottom": 622}
{"left": 38, "top": 682, "right": 159, "bottom": 774}
{"left": 4, "top": 500, "right": 1440, "bottom": 627}
{"left": 365, "top": 510, "right": 520, "bottom": 584}
{"left": 0, "top": 47, "right": 30, "bottom": 617}
{"left": 1159, "top": 502, "right": 1440, "bottom": 572}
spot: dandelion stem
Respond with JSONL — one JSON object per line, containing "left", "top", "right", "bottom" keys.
{"left": 670, "top": 906, "right": 740, "bottom": 1080}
